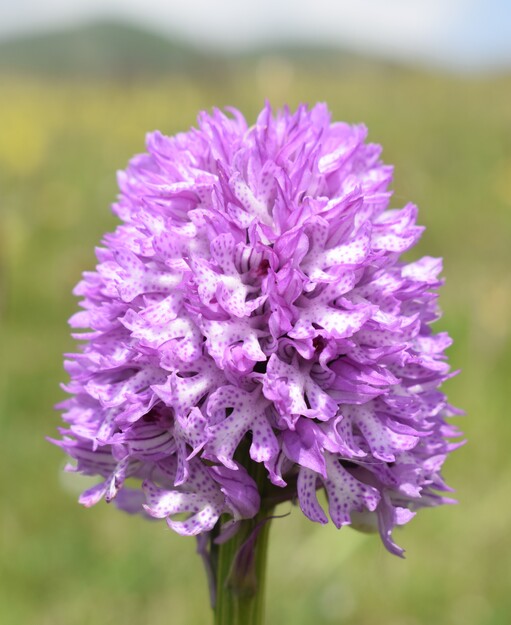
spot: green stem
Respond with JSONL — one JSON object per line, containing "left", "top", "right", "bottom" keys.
{"left": 213, "top": 508, "right": 273, "bottom": 625}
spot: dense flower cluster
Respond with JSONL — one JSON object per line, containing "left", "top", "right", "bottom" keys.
{"left": 54, "top": 103, "right": 461, "bottom": 555}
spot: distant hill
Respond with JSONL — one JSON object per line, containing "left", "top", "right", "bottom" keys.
{"left": 0, "top": 19, "right": 400, "bottom": 79}
{"left": 0, "top": 20, "right": 211, "bottom": 78}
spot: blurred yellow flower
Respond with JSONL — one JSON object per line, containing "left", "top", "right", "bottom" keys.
{"left": 0, "top": 101, "right": 49, "bottom": 176}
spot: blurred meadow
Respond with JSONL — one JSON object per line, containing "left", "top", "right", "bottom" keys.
{"left": 1, "top": 27, "right": 511, "bottom": 625}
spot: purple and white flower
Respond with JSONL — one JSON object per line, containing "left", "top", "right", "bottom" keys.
{"left": 54, "top": 103, "right": 462, "bottom": 555}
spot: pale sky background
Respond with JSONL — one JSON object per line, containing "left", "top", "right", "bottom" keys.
{"left": 1, "top": 0, "right": 511, "bottom": 71}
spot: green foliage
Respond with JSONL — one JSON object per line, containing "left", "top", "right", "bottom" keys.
{"left": 1, "top": 65, "right": 511, "bottom": 625}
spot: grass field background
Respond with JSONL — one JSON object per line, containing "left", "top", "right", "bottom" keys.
{"left": 1, "top": 63, "right": 511, "bottom": 624}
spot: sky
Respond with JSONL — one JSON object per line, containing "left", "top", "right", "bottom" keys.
{"left": 1, "top": 0, "right": 511, "bottom": 72}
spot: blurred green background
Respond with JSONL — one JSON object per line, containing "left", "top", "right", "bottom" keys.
{"left": 1, "top": 20, "right": 511, "bottom": 625}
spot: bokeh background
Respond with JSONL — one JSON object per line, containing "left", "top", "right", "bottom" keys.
{"left": 1, "top": 2, "right": 511, "bottom": 624}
